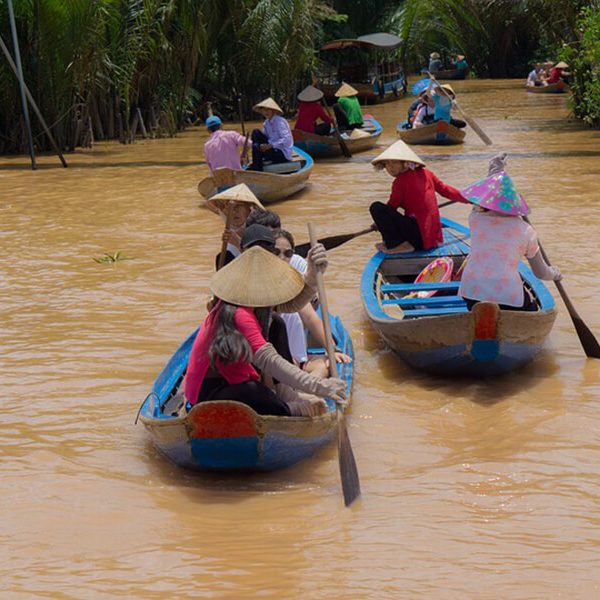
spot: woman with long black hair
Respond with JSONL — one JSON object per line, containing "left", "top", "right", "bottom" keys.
{"left": 183, "top": 245, "right": 346, "bottom": 417}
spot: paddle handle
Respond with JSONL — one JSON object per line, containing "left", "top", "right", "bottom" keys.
{"left": 321, "top": 99, "right": 352, "bottom": 158}
{"left": 308, "top": 223, "right": 337, "bottom": 377}
{"left": 427, "top": 72, "right": 492, "bottom": 145}
{"left": 217, "top": 203, "right": 234, "bottom": 270}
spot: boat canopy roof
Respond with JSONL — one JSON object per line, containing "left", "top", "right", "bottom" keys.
{"left": 321, "top": 33, "right": 402, "bottom": 52}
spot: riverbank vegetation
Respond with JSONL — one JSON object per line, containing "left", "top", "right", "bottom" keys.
{"left": 560, "top": 4, "right": 600, "bottom": 128}
{"left": 0, "top": 0, "right": 598, "bottom": 155}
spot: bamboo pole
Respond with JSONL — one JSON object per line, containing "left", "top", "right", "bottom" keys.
{"left": 0, "top": 33, "right": 68, "bottom": 167}
{"left": 5, "top": 0, "right": 35, "bottom": 169}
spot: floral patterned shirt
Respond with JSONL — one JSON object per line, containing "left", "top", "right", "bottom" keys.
{"left": 459, "top": 210, "right": 539, "bottom": 306}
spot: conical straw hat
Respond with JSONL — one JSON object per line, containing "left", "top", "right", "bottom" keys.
{"left": 349, "top": 128, "right": 370, "bottom": 139}
{"left": 335, "top": 83, "right": 359, "bottom": 97}
{"left": 371, "top": 140, "right": 425, "bottom": 167}
{"left": 210, "top": 246, "right": 305, "bottom": 307}
{"left": 461, "top": 171, "right": 530, "bottom": 216}
{"left": 430, "top": 52, "right": 440, "bottom": 59}
{"left": 253, "top": 97, "right": 284, "bottom": 115}
{"left": 440, "top": 84, "right": 456, "bottom": 97}
{"left": 297, "top": 85, "right": 324, "bottom": 102}
{"left": 554, "top": 61, "right": 568, "bottom": 69}
{"left": 206, "top": 183, "right": 265, "bottom": 216}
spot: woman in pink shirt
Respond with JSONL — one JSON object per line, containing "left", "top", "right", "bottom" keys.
{"left": 184, "top": 245, "right": 346, "bottom": 417}
{"left": 459, "top": 154, "right": 561, "bottom": 310}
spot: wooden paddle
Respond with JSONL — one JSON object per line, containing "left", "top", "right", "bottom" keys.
{"left": 308, "top": 223, "right": 360, "bottom": 507}
{"left": 522, "top": 216, "right": 600, "bottom": 358}
{"left": 295, "top": 198, "right": 459, "bottom": 257}
{"left": 295, "top": 224, "right": 377, "bottom": 257}
{"left": 237, "top": 96, "right": 250, "bottom": 167}
{"left": 427, "top": 72, "right": 492, "bottom": 146}
{"left": 321, "top": 99, "right": 352, "bottom": 158}
{"left": 217, "top": 202, "right": 234, "bottom": 270}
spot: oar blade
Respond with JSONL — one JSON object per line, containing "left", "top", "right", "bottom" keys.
{"left": 338, "top": 415, "right": 361, "bottom": 506}
{"left": 571, "top": 313, "right": 600, "bottom": 358}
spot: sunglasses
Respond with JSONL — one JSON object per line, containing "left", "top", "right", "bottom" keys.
{"left": 276, "top": 248, "right": 294, "bottom": 258}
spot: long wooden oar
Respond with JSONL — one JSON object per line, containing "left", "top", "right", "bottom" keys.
{"left": 308, "top": 223, "right": 360, "bottom": 506}
{"left": 296, "top": 199, "right": 460, "bottom": 257}
{"left": 217, "top": 203, "right": 234, "bottom": 270}
{"left": 427, "top": 72, "right": 492, "bottom": 146}
{"left": 522, "top": 216, "right": 600, "bottom": 358}
{"left": 321, "top": 99, "right": 352, "bottom": 158}
{"left": 295, "top": 224, "right": 377, "bottom": 257}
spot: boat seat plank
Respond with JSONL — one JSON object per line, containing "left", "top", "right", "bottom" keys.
{"left": 403, "top": 306, "right": 470, "bottom": 318}
{"left": 263, "top": 161, "right": 302, "bottom": 174}
{"left": 381, "top": 281, "right": 460, "bottom": 292}
{"left": 382, "top": 296, "right": 467, "bottom": 307}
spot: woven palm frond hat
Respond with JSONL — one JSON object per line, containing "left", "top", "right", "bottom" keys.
{"left": 205, "top": 183, "right": 265, "bottom": 218}
{"left": 211, "top": 246, "right": 304, "bottom": 307}
{"left": 297, "top": 85, "right": 324, "bottom": 102}
{"left": 371, "top": 140, "right": 425, "bottom": 167}
{"left": 335, "top": 83, "right": 359, "bottom": 97}
{"left": 253, "top": 97, "right": 284, "bottom": 115}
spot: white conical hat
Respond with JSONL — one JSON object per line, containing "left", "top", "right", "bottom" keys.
{"left": 253, "top": 97, "right": 284, "bottom": 115}
{"left": 210, "top": 246, "right": 304, "bottom": 307}
{"left": 554, "top": 61, "right": 568, "bottom": 69}
{"left": 335, "top": 83, "right": 359, "bottom": 97}
{"left": 371, "top": 140, "right": 425, "bottom": 167}
{"left": 205, "top": 183, "right": 265, "bottom": 216}
{"left": 297, "top": 85, "right": 324, "bottom": 102}
{"left": 349, "top": 128, "right": 370, "bottom": 139}
{"left": 440, "top": 84, "right": 456, "bottom": 97}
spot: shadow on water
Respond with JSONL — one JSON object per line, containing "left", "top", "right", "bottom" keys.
{"left": 370, "top": 341, "right": 562, "bottom": 407}
{"left": 139, "top": 438, "right": 338, "bottom": 505}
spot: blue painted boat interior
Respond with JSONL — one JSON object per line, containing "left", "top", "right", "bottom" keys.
{"left": 362, "top": 217, "right": 555, "bottom": 323}
{"left": 241, "top": 144, "right": 313, "bottom": 174}
{"left": 139, "top": 309, "right": 354, "bottom": 470}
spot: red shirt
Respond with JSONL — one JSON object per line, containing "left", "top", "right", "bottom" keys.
{"left": 388, "top": 168, "right": 468, "bottom": 249}
{"left": 547, "top": 68, "right": 563, "bottom": 84}
{"left": 294, "top": 101, "right": 333, "bottom": 133}
{"left": 184, "top": 305, "right": 267, "bottom": 405}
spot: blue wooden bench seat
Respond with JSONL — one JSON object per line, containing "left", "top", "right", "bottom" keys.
{"left": 382, "top": 295, "right": 467, "bottom": 307}
{"left": 263, "top": 161, "right": 302, "bottom": 174}
{"left": 381, "top": 281, "right": 460, "bottom": 293}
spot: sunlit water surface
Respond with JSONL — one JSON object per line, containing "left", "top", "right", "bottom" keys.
{"left": 1, "top": 79, "right": 600, "bottom": 598}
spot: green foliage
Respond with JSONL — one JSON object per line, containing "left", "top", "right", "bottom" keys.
{"left": 93, "top": 250, "right": 131, "bottom": 263}
{"left": 561, "top": 3, "right": 600, "bottom": 127}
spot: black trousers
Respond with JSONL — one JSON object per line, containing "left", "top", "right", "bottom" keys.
{"left": 369, "top": 201, "right": 424, "bottom": 250}
{"left": 449, "top": 118, "right": 467, "bottom": 129}
{"left": 197, "top": 378, "right": 291, "bottom": 416}
{"left": 333, "top": 105, "right": 361, "bottom": 130}
{"left": 314, "top": 122, "right": 332, "bottom": 136}
{"left": 250, "top": 129, "right": 287, "bottom": 171}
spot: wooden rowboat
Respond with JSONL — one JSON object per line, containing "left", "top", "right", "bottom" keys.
{"left": 525, "top": 81, "right": 568, "bottom": 94}
{"left": 361, "top": 217, "right": 557, "bottom": 377}
{"left": 138, "top": 312, "right": 353, "bottom": 471}
{"left": 434, "top": 68, "right": 469, "bottom": 80}
{"left": 397, "top": 120, "right": 465, "bottom": 145}
{"left": 292, "top": 115, "right": 382, "bottom": 158}
{"left": 197, "top": 146, "right": 313, "bottom": 204}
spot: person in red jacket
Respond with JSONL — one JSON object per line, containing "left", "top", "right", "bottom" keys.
{"left": 294, "top": 85, "right": 333, "bottom": 136}
{"left": 370, "top": 140, "right": 468, "bottom": 253}
{"left": 547, "top": 61, "right": 570, "bottom": 85}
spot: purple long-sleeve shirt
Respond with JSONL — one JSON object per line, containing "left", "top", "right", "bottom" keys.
{"left": 263, "top": 115, "right": 293, "bottom": 160}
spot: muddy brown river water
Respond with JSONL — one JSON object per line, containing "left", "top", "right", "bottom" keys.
{"left": 1, "top": 79, "right": 600, "bottom": 598}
